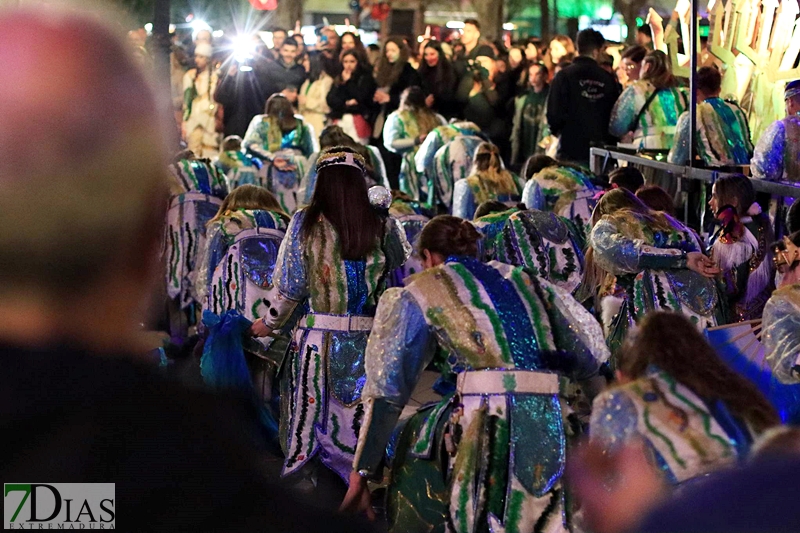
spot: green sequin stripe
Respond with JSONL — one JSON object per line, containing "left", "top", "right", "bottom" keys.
{"left": 421, "top": 269, "right": 507, "bottom": 368}
{"left": 510, "top": 269, "right": 555, "bottom": 352}
{"left": 637, "top": 388, "right": 688, "bottom": 470}
{"left": 504, "top": 489, "right": 526, "bottom": 533}
{"left": 486, "top": 414, "right": 509, "bottom": 524}
{"left": 450, "top": 263, "right": 513, "bottom": 364}
{"left": 180, "top": 159, "right": 201, "bottom": 190}
{"left": 329, "top": 413, "right": 356, "bottom": 454}
{"left": 661, "top": 373, "right": 733, "bottom": 453}
{"left": 251, "top": 298, "right": 263, "bottom": 318}
{"left": 511, "top": 217, "right": 538, "bottom": 271}
{"left": 412, "top": 396, "right": 452, "bottom": 454}
{"left": 365, "top": 241, "right": 383, "bottom": 305}
{"left": 308, "top": 344, "right": 323, "bottom": 455}
{"left": 168, "top": 227, "right": 180, "bottom": 287}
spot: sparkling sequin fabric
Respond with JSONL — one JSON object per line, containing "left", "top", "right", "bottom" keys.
{"left": 590, "top": 368, "right": 750, "bottom": 484}
{"left": 431, "top": 135, "right": 484, "bottom": 210}
{"left": 357, "top": 257, "right": 607, "bottom": 533}
{"left": 452, "top": 171, "right": 523, "bottom": 220}
{"left": 609, "top": 81, "right": 687, "bottom": 149}
{"left": 667, "top": 98, "right": 753, "bottom": 166}
{"left": 751, "top": 115, "right": 800, "bottom": 182}
{"left": 414, "top": 122, "right": 482, "bottom": 179}
{"left": 590, "top": 211, "right": 718, "bottom": 350}
{"left": 383, "top": 110, "right": 447, "bottom": 201}
{"left": 763, "top": 284, "right": 800, "bottom": 384}
{"left": 263, "top": 208, "right": 410, "bottom": 481}
{"left": 521, "top": 165, "right": 600, "bottom": 242}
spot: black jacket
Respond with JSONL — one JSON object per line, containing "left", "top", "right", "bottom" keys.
{"left": 0, "top": 342, "right": 375, "bottom": 532}
{"left": 326, "top": 70, "right": 377, "bottom": 120}
{"left": 546, "top": 56, "right": 620, "bottom": 165}
{"left": 214, "top": 60, "right": 273, "bottom": 137}
{"left": 264, "top": 59, "right": 308, "bottom": 95}
{"left": 383, "top": 62, "right": 422, "bottom": 115}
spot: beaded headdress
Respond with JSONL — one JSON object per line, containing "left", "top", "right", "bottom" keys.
{"left": 315, "top": 148, "right": 367, "bottom": 176}
{"left": 774, "top": 236, "right": 800, "bottom": 271}
{"left": 785, "top": 80, "right": 800, "bottom": 101}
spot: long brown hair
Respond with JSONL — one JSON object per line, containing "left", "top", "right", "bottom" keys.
{"left": 399, "top": 86, "right": 440, "bottom": 136}
{"left": 375, "top": 36, "right": 410, "bottom": 88}
{"left": 580, "top": 188, "right": 672, "bottom": 302}
{"left": 642, "top": 50, "right": 676, "bottom": 89}
{"left": 418, "top": 215, "right": 481, "bottom": 258}
{"left": 265, "top": 93, "right": 297, "bottom": 132}
{"left": 714, "top": 173, "right": 773, "bottom": 243}
{"left": 301, "top": 147, "right": 384, "bottom": 260}
{"left": 210, "top": 185, "right": 287, "bottom": 224}
{"left": 618, "top": 312, "right": 779, "bottom": 433}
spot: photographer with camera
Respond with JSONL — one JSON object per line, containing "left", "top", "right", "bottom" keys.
{"left": 456, "top": 55, "right": 509, "bottom": 157}
{"left": 214, "top": 35, "right": 273, "bottom": 137}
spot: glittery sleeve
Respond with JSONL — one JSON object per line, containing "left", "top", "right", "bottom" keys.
{"left": 762, "top": 291, "right": 800, "bottom": 384}
{"left": 243, "top": 115, "right": 270, "bottom": 157}
{"left": 751, "top": 120, "right": 786, "bottom": 182}
{"left": 538, "top": 278, "right": 610, "bottom": 378}
{"left": 362, "top": 288, "right": 436, "bottom": 404}
{"left": 383, "top": 216, "right": 412, "bottom": 272}
{"left": 415, "top": 130, "right": 441, "bottom": 174}
{"left": 452, "top": 179, "right": 476, "bottom": 220}
{"left": 608, "top": 84, "right": 638, "bottom": 138}
{"left": 591, "top": 218, "right": 686, "bottom": 274}
{"left": 589, "top": 388, "right": 640, "bottom": 451}
{"left": 355, "top": 289, "right": 437, "bottom": 474}
{"left": 261, "top": 210, "right": 307, "bottom": 329}
{"left": 667, "top": 111, "right": 690, "bottom": 165}
{"left": 299, "top": 121, "right": 317, "bottom": 158}
{"left": 383, "top": 112, "right": 416, "bottom": 154}
{"left": 521, "top": 178, "right": 546, "bottom": 211}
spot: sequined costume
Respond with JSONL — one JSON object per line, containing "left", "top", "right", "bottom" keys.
{"left": 710, "top": 215, "right": 773, "bottom": 322}
{"left": 591, "top": 367, "right": 753, "bottom": 485}
{"left": 197, "top": 209, "right": 289, "bottom": 406}
{"left": 182, "top": 68, "right": 221, "bottom": 158}
{"left": 387, "top": 198, "right": 432, "bottom": 287}
{"left": 429, "top": 135, "right": 484, "bottom": 211}
{"left": 353, "top": 257, "right": 609, "bottom": 533}
{"left": 452, "top": 170, "right": 524, "bottom": 220}
{"left": 299, "top": 146, "right": 389, "bottom": 206}
{"left": 590, "top": 211, "right": 719, "bottom": 355}
{"left": 762, "top": 284, "right": 800, "bottom": 383}
{"left": 214, "top": 150, "right": 263, "bottom": 189}
{"left": 243, "top": 114, "right": 318, "bottom": 213}
{"left": 259, "top": 209, "right": 410, "bottom": 482}
{"left": 487, "top": 209, "right": 585, "bottom": 295}
{"left": 414, "top": 121, "right": 482, "bottom": 180}
{"left": 383, "top": 110, "right": 447, "bottom": 201}
{"left": 165, "top": 158, "right": 229, "bottom": 309}
{"left": 521, "top": 164, "right": 600, "bottom": 242}
{"left": 609, "top": 81, "right": 687, "bottom": 149}
{"left": 667, "top": 97, "right": 753, "bottom": 166}
{"left": 751, "top": 115, "right": 800, "bottom": 182}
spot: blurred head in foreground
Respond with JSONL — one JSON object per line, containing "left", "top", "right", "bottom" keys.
{"left": 0, "top": 5, "right": 170, "bottom": 349}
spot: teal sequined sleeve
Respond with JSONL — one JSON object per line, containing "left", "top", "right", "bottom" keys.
{"left": 751, "top": 120, "right": 786, "bottom": 182}
{"left": 355, "top": 289, "right": 437, "bottom": 474}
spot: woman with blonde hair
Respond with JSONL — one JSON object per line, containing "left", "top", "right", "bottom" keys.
{"left": 544, "top": 34, "right": 575, "bottom": 76}
{"left": 591, "top": 311, "right": 778, "bottom": 485}
{"left": 383, "top": 86, "right": 446, "bottom": 200}
{"left": 452, "top": 142, "right": 523, "bottom": 219}
{"left": 585, "top": 188, "right": 721, "bottom": 357}
{"left": 243, "top": 94, "right": 318, "bottom": 212}
{"left": 609, "top": 50, "right": 687, "bottom": 149}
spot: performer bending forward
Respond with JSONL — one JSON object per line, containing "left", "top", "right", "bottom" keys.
{"left": 251, "top": 147, "right": 410, "bottom": 490}
{"left": 342, "top": 215, "right": 609, "bottom": 533}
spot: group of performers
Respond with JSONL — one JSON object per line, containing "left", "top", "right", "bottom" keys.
{"left": 163, "top": 85, "right": 800, "bottom": 531}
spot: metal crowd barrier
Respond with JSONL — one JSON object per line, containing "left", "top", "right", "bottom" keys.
{"left": 589, "top": 147, "right": 800, "bottom": 237}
